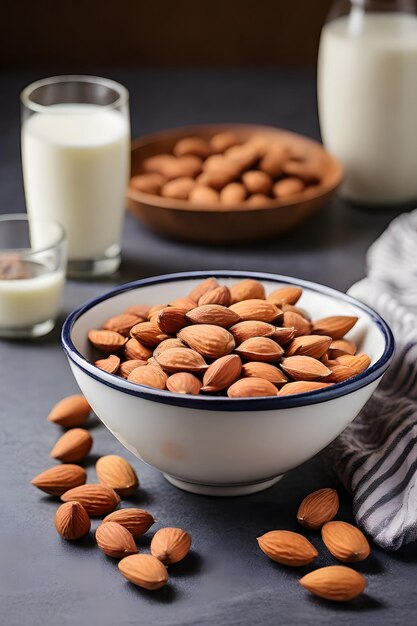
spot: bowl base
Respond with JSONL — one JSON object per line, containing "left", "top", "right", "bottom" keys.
{"left": 163, "top": 474, "right": 283, "bottom": 497}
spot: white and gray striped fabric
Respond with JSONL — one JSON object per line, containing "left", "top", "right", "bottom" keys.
{"left": 328, "top": 209, "right": 417, "bottom": 551}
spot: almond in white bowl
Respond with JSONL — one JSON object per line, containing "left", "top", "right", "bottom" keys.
{"left": 61, "top": 271, "right": 394, "bottom": 497}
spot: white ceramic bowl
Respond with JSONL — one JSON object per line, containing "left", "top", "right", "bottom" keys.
{"left": 62, "top": 271, "right": 394, "bottom": 496}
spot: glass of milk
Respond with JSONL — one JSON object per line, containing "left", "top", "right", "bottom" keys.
{"left": 0, "top": 214, "right": 66, "bottom": 338}
{"left": 21, "top": 76, "right": 130, "bottom": 277}
{"left": 318, "top": 0, "right": 417, "bottom": 205}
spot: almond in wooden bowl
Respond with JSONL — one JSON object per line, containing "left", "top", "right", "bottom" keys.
{"left": 61, "top": 271, "right": 394, "bottom": 496}
{"left": 127, "top": 124, "right": 343, "bottom": 244}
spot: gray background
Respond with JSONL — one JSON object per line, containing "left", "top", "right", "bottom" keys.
{"left": 1, "top": 69, "right": 415, "bottom": 626}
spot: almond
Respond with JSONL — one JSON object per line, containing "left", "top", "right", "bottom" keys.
{"left": 246, "top": 193, "right": 272, "bottom": 207}
{"left": 50, "top": 428, "right": 93, "bottom": 463}
{"left": 61, "top": 484, "right": 120, "bottom": 516}
{"left": 157, "top": 307, "right": 188, "bottom": 335}
{"left": 103, "top": 313, "right": 141, "bottom": 336}
{"left": 283, "top": 158, "right": 324, "bottom": 183}
{"left": 124, "top": 304, "right": 151, "bottom": 318}
{"left": 235, "top": 337, "right": 284, "bottom": 363}
{"left": 168, "top": 296, "right": 198, "bottom": 312}
{"left": 47, "top": 395, "right": 91, "bottom": 428}
{"left": 144, "top": 154, "right": 201, "bottom": 179}
{"left": 147, "top": 304, "right": 168, "bottom": 319}
{"left": 267, "top": 285, "right": 302, "bottom": 306}
{"left": 257, "top": 530, "right": 318, "bottom": 566}
{"left": 282, "top": 303, "right": 311, "bottom": 319}
{"left": 210, "top": 130, "right": 240, "bottom": 153}
{"left": 189, "top": 184, "right": 221, "bottom": 203}
{"left": 147, "top": 356, "right": 165, "bottom": 370}
{"left": 118, "top": 359, "right": 148, "bottom": 379}
{"left": 242, "top": 170, "right": 272, "bottom": 195}
{"left": 328, "top": 339, "right": 357, "bottom": 358}
{"left": 229, "top": 320, "right": 276, "bottom": 344}
{"left": 198, "top": 285, "right": 231, "bottom": 307}
{"left": 272, "top": 177, "right": 304, "bottom": 198}
{"left": 204, "top": 152, "right": 231, "bottom": 172}
{"left": 220, "top": 182, "right": 247, "bottom": 206}
{"left": 128, "top": 365, "right": 167, "bottom": 389}
{"left": 130, "top": 172, "right": 166, "bottom": 195}
{"left": 196, "top": 166, "right": 241, "bottom": 191}
{"left": 96, "top": 455, "right": 139, "bottom": 497}
{"left": 156, "top": 347, "right": 208, "bottom": 374}
{"left": 272, "top": 326, "right": 296, "bottom": 345}
{"left": 173, "top": 136, "right": 210, "bottom": 158}
{"left": 259, "top": 143, "right": 289, "bottom": 177}
{"left": 229, "top": 279, "right": 266, "bottom": 303}
{"left": 118, "top": 554, "right": 168, "bottom": 590}
{"left": 278, "top": 381, "right": 332, "bottom": 396}
{"left": 55, "top": 501, "right": 91, "bottom": 540}
{"left": 178, "top": 324, "right": 235, "bottom": 359}
{"left": 225, "top": 142, "right": 262, "bottom": 170}
{"left": 88, "top": 329, "right": 127, "bottom": 354}
{"left": 103, "top": 508, "right": 155, "bottom": 538}
{"left": 286, "top": 335, "right": 332, "bottom": 359}
{"left": 280, "top": 356, "right": 331, "bottom": 381}
{"left": 322, "top": 521, "right": 370, "bottom": 563}
{"left": 200, "top": 148, "right": 229, "bottom": 168}
{"left": 312, "top": 315, "right": 358, "bottom": 339}
{"left": 166, "top": 372, "right": 202, "bottom": 395}
{"left": 326, "top": 364, "right": 356, "bottom": 383}
{"left": 227, "top": 377, "right": 278, "bottom": 398}
{"left": 297, "top": 488, "right": 339, "bottom": 530}
{"left": 282, "top": 311, "right": 311, "bottom": 337}
{"left": 153, "top": 337, "right": 187, "bottom": 357}
{"left": 150, "top": 527, "right": 192, "bottom": 564}
{"left": 186, "top": 304, "right": 240, "bottom": 328}
{"left": 161, "top": 177, "right": 194, "bottom": 200}
{"left": 130, "top": 321, "right": 169, "bottom": 347}
{"left": 241, "top": 362, "right": 288, "bottom": 385}
{"left": 95, "top": 354, "right": 120, "bottom": 374}
{"left": 299, "top": 565, "right": 367, "bottom": 602}
{"left": 189, "top": 277, "right": 219, "bottom": 301}
{"left": 336, "top": 353, "right": 371, "bottom": 375}
{"left": 96, "top": 522, "right": 138, "bottom": 559}
{"left": 124, "top": 338, "right": 153, "bottom": 361}
{"left": 229, "top": 299, "right": 282, "bottom": 323}
{"left": 201, "top": 354, "right": 242, "bottom": 392}
{"left": 31, "top": 464, "right": 87, "bottom": 496}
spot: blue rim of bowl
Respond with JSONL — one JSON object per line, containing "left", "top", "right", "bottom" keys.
{"left": 61, "top": 270, "right": 395, "bottom": 412}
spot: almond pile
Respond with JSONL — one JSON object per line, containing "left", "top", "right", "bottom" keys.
{"left": 258, "top": 487, "right": 371, "bottom": 602}
{"left": 31, "top": 394, "right": 191, "bottom": 591}
{"left": 88, "top": 277, "right": 370, "bottom": 397}
{"left": 129, "top": 131, "right": 325, "bottom": 207}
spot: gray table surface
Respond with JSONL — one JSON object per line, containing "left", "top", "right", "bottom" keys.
{"left": 1, "top": 69, "right": 415, "bottom": 626}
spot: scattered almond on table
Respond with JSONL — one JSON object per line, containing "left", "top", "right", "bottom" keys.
{"left": 257, "top": 486, "right": 371, "bottom": 602}
{"left": 87, "top": 277, "right": 370, "bottom": 398}
{"left": 33, "top": 393, "right": 375, "bottom": 600}
{"left": 31, "top": 393, "right": 192, "bottom": 592}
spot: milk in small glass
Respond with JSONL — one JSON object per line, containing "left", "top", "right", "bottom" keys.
{"left": 0, "top": 215, "right": 66, "bottom": 338}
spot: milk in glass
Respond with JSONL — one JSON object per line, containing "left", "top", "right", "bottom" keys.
{"left": 318, "top": 10, "right": 417, "bottom": 204}
{"left": 22, "top": 104, "right": 130, "bottom": 260}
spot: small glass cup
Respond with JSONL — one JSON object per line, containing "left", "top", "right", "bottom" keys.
{"left": 0, "top": 214, "right": 66, "bottom": 338}
{"left": 21, "top": 75, "right": 130, "bottom": 278}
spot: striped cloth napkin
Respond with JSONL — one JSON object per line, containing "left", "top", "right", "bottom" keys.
{"left": 328, "top": 209, "right": 417, "bottom": 551}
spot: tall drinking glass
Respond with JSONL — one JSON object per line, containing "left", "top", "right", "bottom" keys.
{"left": 21, "top": 75, "right": 130, "bottom": 278}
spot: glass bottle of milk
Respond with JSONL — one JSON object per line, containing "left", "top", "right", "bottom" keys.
{"left": 21, "top": 76, "right": 130, "bottom": 277}
{"left": 318, "top": 0, "right": 417, "bottom": 205}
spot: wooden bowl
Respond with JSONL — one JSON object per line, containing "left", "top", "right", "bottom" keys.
{"left": 127, "top": 124, "right": 343, "bottom": 244}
